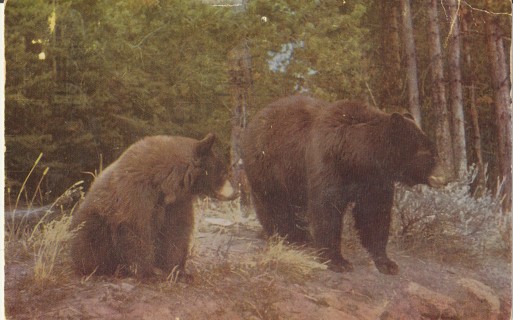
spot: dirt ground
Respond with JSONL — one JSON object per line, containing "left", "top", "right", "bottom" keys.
{"left": 5, "top": 201, "right": 512, "bottom": 320}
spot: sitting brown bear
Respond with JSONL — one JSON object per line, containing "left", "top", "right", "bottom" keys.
{"left": 241, "top": 95, "right": 443, "bottom": 275}
{"left": 70, "top": 133, "right": 235, "bottom": 279}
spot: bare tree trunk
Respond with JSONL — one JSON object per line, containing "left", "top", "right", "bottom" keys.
{"left": 388, "top": 2, "right": 402, "bottom": 76}
{"left": 461, "top": 5, "right": 486, "bottom": 192}
{"left": 468, "top": 89, "right": 485, "bottom": 192}
{"left": 485, "top": 11, "right": 512, "bottom": 212}
{"left": 427, "top": 0, "right": 454, "bottom": 181}
{"left": 400, "top": 0, "right": 422, "bottom": 126}
{"left": 445, "top": 0, "right": 468, "bottom": 179}
{"left": 379, "top": 0, "right": 402, "bottom": 110}
{"left": 228, "top": 0, "right": 252, "bottom": 212}
{"left": 229, "top": 42, "right": 252, "bottom": 212}
{"left": 510, "top": 0, "right": 513, "bottom": 215}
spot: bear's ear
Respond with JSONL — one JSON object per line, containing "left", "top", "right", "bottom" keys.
{"left": 390, "top": 113, "right": 408, "bottom": 137}
{"left": 390, "top": 112, "right": 405, "bottom": 125}
{"left": 402, "top": 113, "right": 415, "bottom": 121}
{"left": 194, "top": 133, "right": 216, "bottom": 157}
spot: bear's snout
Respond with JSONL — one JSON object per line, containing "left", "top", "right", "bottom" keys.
{"left": 427, "top": 175, "right": 447, "bottom": 188}
{"left": 214, "top": 179, "right": 238, "bottom": 201}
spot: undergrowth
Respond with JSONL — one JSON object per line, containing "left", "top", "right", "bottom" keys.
{"left": 194, "top": 199, "right": 328, "bottom": 283}
{"left": 5, "top": 153, "right": 84, "bottom": 289}
{"left": 29, "top": 212, "right": 82, "bottom": 287}
{"left": 6, "top": 153, "right": 46, "bottom": 241}
{"left": 392, "top": 166, "right": 510, "bottom": 260}
{"left": 257, "top": 235, "right": 328, "bottom": 278}
{"left": 6, "top": 154, "right": 509, "bottom": 294}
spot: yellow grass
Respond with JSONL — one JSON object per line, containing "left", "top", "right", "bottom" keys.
{"left": 6, "top": 153, "right": 48, "bottom": 241}
{"left": 4, "top": 152, "right": 84, "bottom": 288}
{"left": 194, "top": 199, "right": 328, "bottom": 281}
{"left": 29, "top": 211, "right": 82, "bottom": 288}
{"left": 257, "top": 235, "right": 328, "bottom": 278}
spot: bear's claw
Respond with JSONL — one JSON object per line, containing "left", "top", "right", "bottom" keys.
{"left": 328, "top": 257, "right": 354, "bottom": 273}
{"left": 374, "top": 257, "right": 399, "bottom": 275}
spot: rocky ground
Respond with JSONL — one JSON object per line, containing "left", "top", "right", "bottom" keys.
{"left": 5, "top": 201, "right": 512, "bottom": 319}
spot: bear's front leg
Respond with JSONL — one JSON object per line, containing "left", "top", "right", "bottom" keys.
{"left": 307, "top": 184, "right": 353, "bottom": 273}
{"left": 353, "top": 183, "right": 398, "bottom": 275}
{"left": 156, "top": 200, "right": 195, "bottom": 283}
{"left": 115, "top": 222, "right": 157, "bottom": 278}
{"left": 71, "top": 211, "right": 118, "bottom": 276}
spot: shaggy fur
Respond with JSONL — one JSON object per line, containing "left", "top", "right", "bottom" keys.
{"left": 71, "top": 133, "right": 232, "bottom": 279}
{"left": 241, "top": 95, "right": 439, "bottom": 275}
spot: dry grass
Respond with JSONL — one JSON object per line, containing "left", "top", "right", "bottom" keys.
{"left": 28, "top": 211, "right": 82, "bottom": 288}
{"left": 5, "top": 154, "right": 85, "bottom": 289}
{"left": 392, "top": 166, "right": 510, "bottom": 262}
{"left": 6, "top": 197, "right": 83, "bottom": 289}
{"left": 194, "top": 199, "right": 328, "bottom": 281}
{"left": 257, "top": 235, "right": 328, "bottom": 279}
{"left": 6, "top": 153, "right": 47, "bottom": 241}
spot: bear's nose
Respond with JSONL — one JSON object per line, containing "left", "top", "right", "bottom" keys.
{"left": 215, "top": 180, "right": 238, "bottom": 201}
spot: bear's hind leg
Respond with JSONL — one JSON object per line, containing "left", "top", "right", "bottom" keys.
{"left": 307, "top": 186, "right": 353, "bottom": 273}
{"left": 252, "top": 193, "right": 309, "bottom": 243}
{"left": 353, "top": 184, "right": 398, "bottom": 275}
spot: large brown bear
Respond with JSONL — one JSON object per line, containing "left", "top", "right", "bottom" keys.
{"left": 241, "top": 95, "right": 443, "bottom": 275}
{"left": 70, "top": 133, "right": 235, "bottom": 279}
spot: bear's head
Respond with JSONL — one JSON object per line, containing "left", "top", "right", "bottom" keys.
{"left": 158, "top": 133, "right": 237, "bottom": 204}
{"left": 389, "top": 113, "right": 445, "bottom": 187}
{"left": 190, "top": 133, "right": 237, "bottom": 201}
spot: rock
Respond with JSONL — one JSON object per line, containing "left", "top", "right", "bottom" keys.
{"left": 409, "top": 284, "right": 458, "bottom": 318}
{"left": 458, "top": 278, "right": 501, "bottom": 320}
{"left": 120, "top": 282, "right": 136, "bottom": 292}
{"left": 406, "top": 282, "right": 457, "bottom": 309}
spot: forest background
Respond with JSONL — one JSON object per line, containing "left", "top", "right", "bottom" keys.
{"left": 4, "top": 0, "right": 512, "bottom": 212}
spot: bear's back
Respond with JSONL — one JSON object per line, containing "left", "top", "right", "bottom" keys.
{"left": 324, "top": 100, "right": 387, "bottom": 126}
{"left": 243, "top": 95, "right": 324, "bottom": 158}
{"left": 241, "top": 95, "right": 327, "bottom": 201}
{"left": 119, "top": 136, "right": 195, "bottom": 169}
{"left": 257, "top": 95, "right": 325, "bottom": 131}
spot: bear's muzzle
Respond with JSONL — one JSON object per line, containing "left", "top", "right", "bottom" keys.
{"left": 214, "top": 180, "right": 238, "bottom": 201}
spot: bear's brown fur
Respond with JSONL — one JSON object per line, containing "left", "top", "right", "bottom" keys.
{"left": 70, "top": 133, "right": 235, "bottom": 279}
{"left": 241, "top": 95, "right": 441, "bottom": 275}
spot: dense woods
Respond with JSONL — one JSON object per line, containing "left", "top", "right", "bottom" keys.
{"left": 5, "top": 0, "right": 512, "bottom": 212}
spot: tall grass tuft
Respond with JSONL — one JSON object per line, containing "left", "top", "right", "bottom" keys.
{"left": 258, "top": 235, "right": 328, "bottom": 279}
{"left": 29, "top": 210, "right": 82, "bottom": 288}
{"left": 6, "top": 153, "right": 48, "bottom": 241}
{"left": 5, "top": 152, "right": 85, "bottom": 287}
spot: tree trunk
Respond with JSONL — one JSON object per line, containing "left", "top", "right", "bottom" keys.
{"left": 445, "top": 0, "right": 468, "bottom": 179}
{"left": 228, "top": 0, "right": 252, "bottom": 212}
{"left": 427, "top": 0, "right": 454, "bottom": 181}
{"left": 378, "top": 0, "right": 402, "bottom": 110}
{"left": 400, "top": 0, "right": 422, "bottom": 126}
{"left": 461, "top": 5, "right": 486, "bottom": 192}
{"left": 510, "top": 0, "right": 513, "bottom": 215}
{"left": 485, "top": 12, "right": 512, "bottom": 212}
{"left": 228, "top": 43, "right": 252, "bottom": 212}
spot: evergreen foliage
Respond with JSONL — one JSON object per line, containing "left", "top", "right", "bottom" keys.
{"left": 5, "top": 0, "right": 511, "bottom": 202}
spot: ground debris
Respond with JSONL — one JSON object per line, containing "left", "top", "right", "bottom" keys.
{"left": 5, "top": 203, "right": 511, "bottom": 320}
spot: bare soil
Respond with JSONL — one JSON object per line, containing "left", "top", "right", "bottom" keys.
{"left": 5, "top": 203, "right": 512, "bottom": 319}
